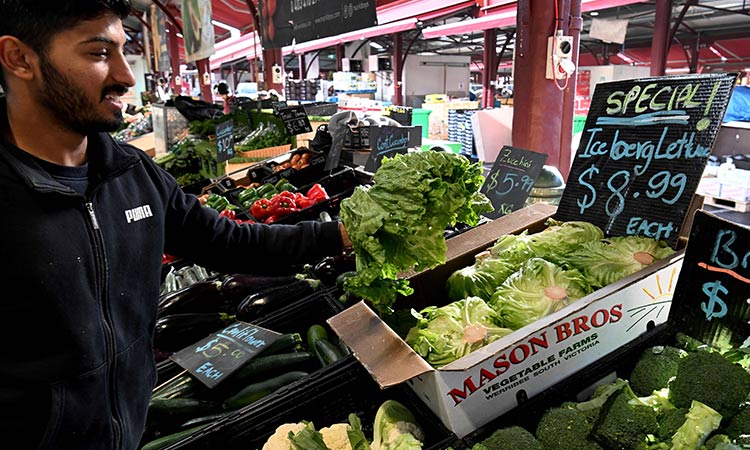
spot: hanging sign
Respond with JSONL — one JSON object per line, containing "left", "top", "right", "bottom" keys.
{"left": 181, "top": 0, "right": 215, "bottom": 63}
{"left": 216, "top": 119, "right": 235, "bottom": 163}
{"left": 669, "top": 210, "right": 750, "bottom": 349}
{"left": 480, "top": 146, "right": 548, "bottom": 219}
{"left": 364, "top": 126, "right": 410, "bottom": 172}
{"left": 170, "top": 321, "right": 282, "bottom": 388}
{"left": 555, "top": 73, "right": 738, "bottom": 248}
{"left": 275, "top": 104, "right": 313, "bottom": 136}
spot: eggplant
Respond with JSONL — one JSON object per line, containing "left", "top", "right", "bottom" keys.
{"left": 154, "top": 312, "right": 235, "bottom": 352}
{"left": 236, "top": 278, "right": 321, "bottom": 321}
{"left": 310, "top": 254, "right": 357, "bottom": 285}
{"left": 157, "top": 281, "right": 227, "bottom": 318}
{"left": 220, "top": 274, "right": 301, "bottom": 304}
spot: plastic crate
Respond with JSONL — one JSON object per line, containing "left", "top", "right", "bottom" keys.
{"left": 165, "top": 358, "right": 459, "bottom": 450}
{"left": 303, "top": 102, "right": 338, "bottom": 117}
{"left": 152, "top": 104, "right": 190, "bottom": 155}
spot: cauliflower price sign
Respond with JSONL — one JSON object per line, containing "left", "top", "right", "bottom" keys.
{"left": 670, "top": 210, "right": 750, "bottom": 349}
{"left": 171, "top": 321, "right": 282, "bottom": 388}
{"left": 556, "top": 73, "right": 737, "bottom": 248}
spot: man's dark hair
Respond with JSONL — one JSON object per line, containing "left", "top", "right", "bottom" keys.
{"left": 0, "top": 0, "right": 132, "bottom": 89}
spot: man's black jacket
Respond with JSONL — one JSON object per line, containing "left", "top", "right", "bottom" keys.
{"left": 0, "top": 132, "right": 343, "bottom": 449}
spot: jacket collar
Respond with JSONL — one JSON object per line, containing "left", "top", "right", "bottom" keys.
{"left": 0, "top": 100, "right": 139, "bottom": 195}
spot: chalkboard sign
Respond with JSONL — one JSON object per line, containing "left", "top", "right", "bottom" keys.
{"left": 276, "top": 104, "right": 313, "bottom": 136}
{"left": 170, "top": 321, "right": 282, "bottom": 388}
{"left": 364, "top": 126, "right": 411, "bottom": 172}
{"left": 669, "top": 210, "right": 750, "bottom": 349}
{"left": 271, "top": 101, "right": 288, "bottom": 113}
{"left": 480, "top": 146, "right": 548, "bottom": 219}
{"left": 555, "top": 73, "right": 737, "bottom": 248}
{"left": 216, "top": 119, "right": 235, "bottom": 163}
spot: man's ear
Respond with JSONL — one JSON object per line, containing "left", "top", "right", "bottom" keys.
{"left": 0, "top": 36, "right": 36, "bottom": 82}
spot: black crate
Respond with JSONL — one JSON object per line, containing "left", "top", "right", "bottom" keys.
{"left": 165, "top": 358, "right": 459, "bottom": 450}
{"left": 303, "top": 102, "right": 338, "bottom": 117}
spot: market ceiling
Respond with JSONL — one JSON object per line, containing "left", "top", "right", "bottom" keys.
{"left": 123, "top": 0, "right": 750, "bottom": 73}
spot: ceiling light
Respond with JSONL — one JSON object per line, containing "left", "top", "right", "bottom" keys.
{"left": 666, "top": 67, "right": 690, "bottom": 74}
{"left": 370, "top": 42, "right": 384, "bottom": 50}
{"left": 590, "top": 11, "right": 599, "bottom": 16}
{"left": 616, "top": 52, "right": 636, "bottom": 64}
{"left": 709, "top": 45, "right": 728, "bottom": 62}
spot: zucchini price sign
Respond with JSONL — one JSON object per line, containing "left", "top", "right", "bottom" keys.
{"left": 669, "top": 210, "right": 750, "bottom": 349}
{"left": 216, "top": 119, "right": 234, "bottom": 163}
{"left": 275, "top": 104, "right": 313, "bottom": 136}
{"left": 480, "top": 145, "right": 548, "bottom": 219}
{"left": 555, "top": 73, "right": 737, "bottom": 248}
{"left": 170, "top": 321, "right": 282, "bottom": 388}
{"left": 364, "top": 126, "right": 410, "bottom": 172}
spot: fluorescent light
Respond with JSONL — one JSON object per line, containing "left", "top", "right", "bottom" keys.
{"left": 418, "top": 52, "right": 438, "bottom": 56}
{"left": 616, "top": 51, "right": 635, "bottom": 64}
{"left": 590, "top": 11, "right": 599, "bottom": 16}
{"left": 709, "top": 45, "right": 728, "bottom": 62}
{"left": 212, "top": 20, "right": 240, "bottom": 38}
{"left": 666, "top": 67, "right": 690, "bottom": 74}
{"left": 370, "top": 42, "right": 384, "bottom": 50}
{"left": 176, "top": 32, "right": 184, "bottom": 38}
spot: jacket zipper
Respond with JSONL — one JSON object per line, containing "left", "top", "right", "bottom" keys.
{"left": 85, "top": 201, "right": 122, "bottom": 449}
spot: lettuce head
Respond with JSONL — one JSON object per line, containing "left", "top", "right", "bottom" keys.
{"left": 489, "top": 220, "right": 603, "bottom": 265}
{"left": 445, "top": 251, "right": 519, "bottom": 302}
{"left": 406, "top": 297, "right": 512, "bottom": 368}
{"left": 563, "top": 236, "right": 675, "bottom": 289}
{"left": 489, "top": 258, "right": 593, "bottom": 330}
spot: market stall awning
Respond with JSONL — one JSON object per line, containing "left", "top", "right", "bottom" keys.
{"left": 282, "top": 17, "right": 418, "bottom": 56}
{"left": 209, "top": 31, "right": 261, "bottom": 71}
{"left": 421, "top": 0, "right": 648, "bottom": 39}
{"left": 378, "top": 0, "right": 475, "bottom": 24}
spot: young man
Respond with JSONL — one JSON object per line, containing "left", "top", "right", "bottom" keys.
{"left": 0, "top": 1, "right": 350, "bottom": 449}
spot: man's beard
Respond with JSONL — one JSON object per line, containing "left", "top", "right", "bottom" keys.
{"left": 36, "top": 54, "right": 128, "bottom": 135}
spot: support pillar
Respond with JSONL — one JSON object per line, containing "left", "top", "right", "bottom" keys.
{"left": 262, "top": 48, "right": 284, "bottom": 93}
{"left": 651, "top": 0, "right": 672, "bottom": 76}
{"left": 393, "top": 33, "right": 403, "bottom": 106}
{"left": 196, "top": 59, "right": 213, "bottom": 101}
{"left": 298, "top": 54, "right": 306, "bottom": 79}
{"left": 166, "top": 22, "right": 181, "bottom": 93}
{"left": 336, "top": 44, "right": 345, "bottom": 72}
{"left": 559, "top": 0, "right": 582, "bottom": 179}
{"left": 481, "top": 29, "right": 497, "bottom": 109}
{"left": 512, "top": 0, "right": 564, "bottom": 169}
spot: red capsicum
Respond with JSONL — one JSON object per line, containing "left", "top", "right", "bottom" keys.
{"left": 250, "top": 198, "right": 273, "bottom": 220}
{"left": 306, "top": 184, "right": 328, "bottom": 203}
{"left": 269, "top": 196, "right": 298, "bottom": 219}
{"left": 294, "top": 193, "right": 314, "bottom": 210}
{"left": 219, "top": 209, "right": 236, "bottom": 220}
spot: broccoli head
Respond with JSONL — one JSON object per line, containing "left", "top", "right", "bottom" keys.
{"left": 657, "top": 407, "right": 689, "bottom": 441}
{"left": 473, "top": 426, "right": 542, "bottom": 450}
{"left": 567, "top": 378, "right": 630, "bottom": 426}
{"left": 629, "top": 346, "right": 687, "bottom": 397}
{"left": 669, "top": 350, "right": 750, "bottom": 418}
{"left": 725, "top": 406, "right": 750, "bottom": 440}
{"left": 591, "top": 383, "right": 659, "bottom": 450}
{"left": 669, "top": 400, "right": 722, "bottom": 450}
{"left": 535, "top": 406, "right": 601, "bottom": 450}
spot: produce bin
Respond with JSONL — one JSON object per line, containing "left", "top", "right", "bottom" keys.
{"left": 161, "top": 358, "right": 459, "bottom": 450}
{"left": 142, "top": 290, "right": 352, "bottom": 448}
{"left": 152, "top": 103, "right": 189, "bottom": 155}
{"left": 412, "top": 108, "right": 432, "bottom": 139}
{"left": 328, "top": 203, "right": 687, "bottom": 437}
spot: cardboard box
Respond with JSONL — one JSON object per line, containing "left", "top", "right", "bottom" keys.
{"left": 328, "top": 202, "right": 685, "bottom": 437}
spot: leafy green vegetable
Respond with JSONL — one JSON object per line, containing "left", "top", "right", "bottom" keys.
{"left": 155, "top": 136, "right": 224, "bottom": 186}
{"left": 564, "top": 236, "right": 675, "bottom": 289}
{"left": 347, "top": 414, "right": 371, "bottom": 450}
{"left": 340, "top": 152, "right": 492, "bottom": 314}
{"left": 445, "top": 251, "right": 519, "bottom": 302}
{"left": 489, "top": 258, "right": 592, "bottom": 330}
{"left": 406, "top": 297, "right": 512, "bottom": 368}
{"left": 289, "top": 421, "right": 330, "bottom": 450}
{"left": 371, "top": 400, "right": 424, "bottom": 450}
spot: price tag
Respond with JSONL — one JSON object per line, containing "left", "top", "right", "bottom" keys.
{"left": 555, "top": 73, "right": 738, "bottom": 247}
{"left": 275, "top": 104, "right": 313, "bottom": 136}
{"left": 170, "top": 321, "right": 282, "bottom": 388}
{"left": 669, "top": 210, "right": 750, "bottom": 349}
{"left": 271, "top": 101, "right": 289, "bottom": 114}
{"left": 480, "top": 146, "right": 548, "bottom": 219}
{"left": 216, "top": 119, "right": 234, "bottom": 163}
{"left": 364, "top": 126, "right": 410, "bottom": 172}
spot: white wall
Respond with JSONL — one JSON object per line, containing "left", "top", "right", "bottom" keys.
{"left": 126, "top": 55, "right": 148, "bottom": 107}
{"left": 403, "top": 55, "right": 471, "bottom": 98}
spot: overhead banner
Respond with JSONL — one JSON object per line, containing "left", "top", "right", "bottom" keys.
{"left": 259, "top": 0, "right": 378, "bottom": 49}
{"left": 150, "top": 5, "right": 170, "bottom": 72}
{"left": 181, "top": 0, "right": 215, "bottom": 63}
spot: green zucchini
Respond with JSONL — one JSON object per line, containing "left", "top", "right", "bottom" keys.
{"left": 314, "top": 339, "right": 345, "bottom": 366}
{"left": 223, "top": 370, "right": 309, "bottom": 410}
{"left": 140, "top": 424, "right": 209, "bottom": 450}
{"left": 307, "top": 324, "right": 330, "bottom": 366}
{"left": 147, "top": 397, "right": 222, "bottom": 420}
{"left": 263, "top": 332, "right": 303, "bottom": 355}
